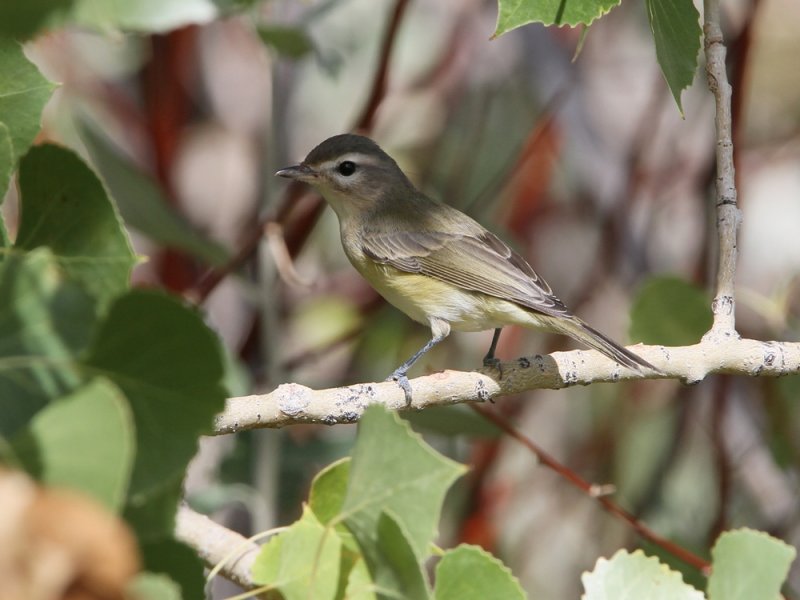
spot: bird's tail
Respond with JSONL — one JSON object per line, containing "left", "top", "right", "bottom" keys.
{"left": 552, "top": 317, "right": 658, "bottom": 372}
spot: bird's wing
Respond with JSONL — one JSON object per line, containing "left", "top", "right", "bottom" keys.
{"left": 361, "top": 229, "right": 570, "bottom": 317}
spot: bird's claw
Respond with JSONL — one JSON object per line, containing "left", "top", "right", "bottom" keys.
{"left": 387, "top": 370, "right": 413, "bottom": 406}
{"left": 483, "top": 356, "right": 503, "bottom": 379}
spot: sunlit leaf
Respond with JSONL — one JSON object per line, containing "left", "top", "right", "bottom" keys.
{"left": 0, "top": 39, "right": 55, "bottom": 162}
{"left": 582, "top": 549, "right": 704, "bottom": 600}
{"left": 13, "top": 377, "right": 135, "bottom": 512}
{"left": 251, "top": 507, "right": 342, "bottom": 600}
{"left": 494, "top": 0, "right": 621, "bottom": 34}
{"left": 309, "top": 457, "right": 350, "bottom": 525}
{"left": 435, "top": 544, "right": 525, "bottom": 600}
{"left": 16, "top": 144, "right": 137, "bottom": 309}
{"left": 343, "top": 406, "right": 465, "bottom": 597}
{"left": 708, "top": 528, "right": 796, "bottom": 600}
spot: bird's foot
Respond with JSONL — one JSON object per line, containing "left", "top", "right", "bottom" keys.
{"left": 482, "top": 356, "right": 503, "bottom": 380}
{"left": 386, "top": 369, "right": 413, "bottom": 406}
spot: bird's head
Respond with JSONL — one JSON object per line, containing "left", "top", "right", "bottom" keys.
{"left": 276, "top": 134, "right": 415, "bottom": 219}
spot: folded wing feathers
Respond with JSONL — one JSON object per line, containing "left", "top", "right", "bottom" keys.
{"left": 362, "top": 230, "right": 569, "bottom": 318}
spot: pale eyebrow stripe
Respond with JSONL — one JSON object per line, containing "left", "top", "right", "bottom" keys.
{"left": 318, "top": 152, "right": 382, "bottom": 170}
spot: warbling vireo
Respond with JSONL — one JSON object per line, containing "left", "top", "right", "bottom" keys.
{"left": 277, "top": 134, "right": 656, "bottom": 402}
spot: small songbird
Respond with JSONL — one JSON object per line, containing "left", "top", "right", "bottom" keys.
{"left": 277, "top": 134, "right": 656, "bottom": 402}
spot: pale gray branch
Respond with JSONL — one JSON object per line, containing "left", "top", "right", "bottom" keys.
{"left": 704, "top": 0, "right": 742, "bottom": 338}
{"left": 175, "top": 505, "right": 261, "bottom": 591}
{"left": 213, "top": 339, "right": 800, "bottom": 433}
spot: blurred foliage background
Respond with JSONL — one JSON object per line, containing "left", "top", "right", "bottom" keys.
{"left": 4, "top": 0, "right": 800, "bottom": 597}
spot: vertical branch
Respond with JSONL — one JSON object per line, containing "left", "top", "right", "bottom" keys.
{"left": 703, "top": 0, "right": 743, "bottom": 338}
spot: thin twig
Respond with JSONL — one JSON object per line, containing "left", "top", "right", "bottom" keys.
{"left": 703, "top": 0, "right": 742, "bottom": 339}
{"left": 264, "top": 222, "right": 313, "bottom": 288}
{"left": 469, "top": 404, "right": 711, "bottom": 572}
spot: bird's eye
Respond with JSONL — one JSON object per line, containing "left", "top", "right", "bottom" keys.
{"left": 337, "top": 161, "right": 356, "bottom": 176}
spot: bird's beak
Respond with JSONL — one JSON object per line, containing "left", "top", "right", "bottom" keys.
{"left": 275, "top": 163, "right": 316, "bottom": 182}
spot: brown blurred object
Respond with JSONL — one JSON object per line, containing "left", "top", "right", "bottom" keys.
{"left": 0, "top": 468, "right": 140, "bottom": 600}
{"left": 502, "top": 114, "right": 561, "bottom": 238}
{"left": 142, "top": 27, "right": 202, "bottom": 292}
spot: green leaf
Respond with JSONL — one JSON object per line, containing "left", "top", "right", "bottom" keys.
{"left": 81, "top": 125, "right": 229, "bottom": 267}
{"left": 0, "top": 39, "right": 55, "bottom": 162}
{"left": 251, "top": 506, "right": 342, "bottom": 600}
{"left": 629, "top": 276, "right": 712, "bottom": 346}
{"left": 12, "top": 377, "right": 134, "bottom": 512}
{"left": 125, "top": 477, "right": 183, "bottom": 542}
{"left": 707, "top": 528, "right": 796, "bottom": 600}
{"left": 69, "top": 0, "right": 218, "bottom": 33}
{"left": 258, "top": 25, "right": 314, "bottom": 59}
{"left": 581, "top": 549, "right": 704, "bottom": 600}
{"left": 614, "top": 403, "right": 679, "bottom": 507}
{"left": 0, "top": 0, "right": 76, "bottom": 39}
{"left": 142, "top": 539, "right": 206, "bottom": 600}
{"left": 494, "top": 0, "right": 621, "bottom": 33}
{"left": 16, "top": 144, "right": 136, "bottom": 309}
{"left": 0, "top": 123, "right": 13, "bottom": 201}
{"left": 309, "top": 457, "right": 351, "bottom": 525}
{"left": 403, "top": 406, "right": 501, "bottom": 438}
{"left": 84, "top": 290, "right": 226, "bottom": 499}
{"left": 434, "top": 544, "right": 525, "bottom": 600}
{"left": 373, "top": 511, "right": 430, "bottom": 599}
{"left": 344, "top": 557, "right": 377, "bottom": 600}
{"left": 645, "top": 0, "right": 701, "bottom": 114}
{"left": 0, "top": 249, "right": 96, "bottom": 436}
{"left": 127, "top": 572, "right": 182, "bottom": 600}
{"left": 342, "top": 407, "right": 466, "bottom": 586}
{"left": 250, "top": 527, "right": 282, "bottom": 589}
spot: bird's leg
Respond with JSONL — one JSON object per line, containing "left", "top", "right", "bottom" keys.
{"left": 482, "top": 328, "right": 503, "bottom": 376}
{"left": 388, "top": 318, "right": 450, "bottom": 406}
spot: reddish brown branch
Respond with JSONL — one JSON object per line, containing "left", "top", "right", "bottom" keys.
{"left": 141, "top": 27, "right": 201, "bottom": 292}
{"left": 355, "top": 0, "right": 409, "bottom": 132}
{"left": 469, "top": 404, "right": 712, "bottom": 573}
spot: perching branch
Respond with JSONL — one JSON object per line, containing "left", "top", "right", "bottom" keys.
{"left": 703, "top": 0, "right": 742, "bottom": 339}
{"left": 213, "top": 337, "right": 800, "bottom": 433}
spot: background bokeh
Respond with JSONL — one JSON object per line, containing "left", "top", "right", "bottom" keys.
{"left": 6, "top": 0, "right": 800, "bottom": 597}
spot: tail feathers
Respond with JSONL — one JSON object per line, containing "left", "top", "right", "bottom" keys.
{"left": 557, "top": 318, "right": 658, "bottom": 372}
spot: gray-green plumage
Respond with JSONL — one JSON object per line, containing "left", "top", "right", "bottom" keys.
{"left": 277, "top": 134, "right": 656, "bottom": 401}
